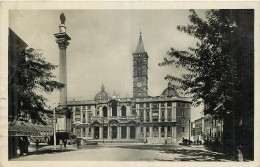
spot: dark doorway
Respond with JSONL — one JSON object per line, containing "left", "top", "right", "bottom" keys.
{"left": 112, "top": 126, "right": 117, "bottom": 139}
{"left": 103, "top": 127, "right": 108, "bottom": 139}
{"left": 103, "top": 106, "right": 108, "bottom": 117}
{"left": 121, "top": 126, "right": 126, "bottom": 138}
{"left": 121, "top": 106, "right": 126, "bottom": 117}
{"left": 130, "top": 126, "right": 136, "bottom": 139}
{"left": 112, "top": 101, "right": 117, "bottom": 116}
{"left": 94, "top": 127, "right": 99, "bottom": 139}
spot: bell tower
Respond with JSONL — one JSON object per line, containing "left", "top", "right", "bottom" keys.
{"left": 133, "top": 31, "right": 148, "bottom": 98}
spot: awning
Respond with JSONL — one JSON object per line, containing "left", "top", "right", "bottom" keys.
{"left": 8, "top": 122, "right": 40, "bottom": 137}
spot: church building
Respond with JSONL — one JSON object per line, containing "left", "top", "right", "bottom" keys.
{"left": 68, "top": 32, "right": 191, "bottom": 144}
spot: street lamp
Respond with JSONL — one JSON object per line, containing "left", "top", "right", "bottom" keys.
{"left": 53, "top": 107, "right": 57, "bottom": 149}
{"left": 189, "top": 118, "right": 191, "bottom": 145}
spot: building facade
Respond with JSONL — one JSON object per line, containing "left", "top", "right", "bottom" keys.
{"left": 203, "top": 114, "right": 223, "bottom": 144}
{"left": 193, "top": 117, "right": 204, "bottom": 143}
{"left": 67, "top": 32, "right": 192, "bottom": 144}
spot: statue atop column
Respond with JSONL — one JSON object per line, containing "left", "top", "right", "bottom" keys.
{"left": 59, "top": 13, "right": 66, "bottom": 33}
{"left": 60, "top": 12, "right": 66, "bottom": 25}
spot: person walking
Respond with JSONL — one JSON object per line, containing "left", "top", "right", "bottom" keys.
{"left": 24, "top": 137, "right": 29, "bottom": 155}
{"left": 77, "top": 139, "right": 80, "bottom": 149}
{"left": 19, "top": 137, "right": 24, "bottom": 155}
{"left": 36, "top": 139, "right": 39, "bottom": 150}
{"left": 64, "top": 139, "right": 67, "bottom": 149}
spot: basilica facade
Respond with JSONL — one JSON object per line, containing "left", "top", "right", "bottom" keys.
{"left": 68, "top": 33, "right": 191, "bottom": 144}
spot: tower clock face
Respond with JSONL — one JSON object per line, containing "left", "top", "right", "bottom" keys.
{"left": 137, "top": 82, "right": 142, "bottom": 87}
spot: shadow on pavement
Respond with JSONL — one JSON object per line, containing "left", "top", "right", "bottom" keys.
{"left": 114, "top": 145, "right": 235, "bottom": 161}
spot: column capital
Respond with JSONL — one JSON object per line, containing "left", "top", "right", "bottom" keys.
{"left": 56, "top": 38, "right": 70, "bottom": 49}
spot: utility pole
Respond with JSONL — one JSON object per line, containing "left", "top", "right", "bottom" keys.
{"left": 54, "top": 107, "right": 56, "bottom": 149}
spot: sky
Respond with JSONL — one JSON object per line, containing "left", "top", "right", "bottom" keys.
{"left": 9, "top": 10, "right": 205, "bottom": 121}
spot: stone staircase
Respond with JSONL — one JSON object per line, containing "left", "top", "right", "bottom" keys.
{"left": 87, "top": 139, "right": 144, "bottom": 144}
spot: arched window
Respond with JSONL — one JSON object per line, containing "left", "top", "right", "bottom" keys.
{"left": 103, "top": 106, "right": 108, "bottom": 117}
{"left": 112, "top": 101, "right": 117, "bottom": 116}
{"left": 121, "top": 106, "right": 126, "bottom": 117}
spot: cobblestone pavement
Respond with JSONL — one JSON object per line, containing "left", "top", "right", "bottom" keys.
{"left": 11, "top": 143, "right": 235, "bottom": 161}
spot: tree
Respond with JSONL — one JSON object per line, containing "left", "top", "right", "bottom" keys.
{"left": 9, "top": 48, "right": 64, "bottom": 124}
{"left": 159, "top": 9, "right": 254, "bottom": 160}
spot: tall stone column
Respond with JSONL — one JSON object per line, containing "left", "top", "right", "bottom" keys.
{"left": 150, "top": 109, "right": 152, "bottom": 121}
{"left": 117, "top": 126, "right": 121, "bottom": 139}
{"left": 99, "top": 126, "right": 103, "bottom": 139}
{"left": 135, "top": 126, "right": 139, "bottom": 139}
{"left": 91, "top": 127, "right": 94, "bottom": 139}
{"left": 108, "top": 126, "right": 112, "bottom": 139}
{"left": 143, "top": 127, "right": 147, "bottom": 138}
{"left": 81, "top": 128, "right": 83, "bottom": 137}
{"left": 165, "top": 127, "right": 168, "bottom": 138}
{"left": 126, "top": 126, "right": 130, "bottom": 139}
{"left": 159, "top": 127, "right": 161, "bottom": 139}
{"left": 108, "top": 126, "right": 111, "bottom": 139}
{"left": 54, "top": 13, "right": 71, "bottom": 106}
{"left": 149, "top": 126, "right": 153, "bottom": 137}
{"left": 172, "top": 126, "right": 177, "bottom": 141}
{"left": 165, "top": 108, "right": 168, "bottom": 122}
{"left": 172, "top": 103, "right": 176, "bottom": 122}
{"left": 144, "top": 110, "right": 146, "bottom": 122}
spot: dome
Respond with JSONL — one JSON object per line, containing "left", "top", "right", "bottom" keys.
{"left": 94, "top": 85, "right": 109, "bottom": 101}
{"left": 161, "top": 82, "right": 180, "bottom": 97}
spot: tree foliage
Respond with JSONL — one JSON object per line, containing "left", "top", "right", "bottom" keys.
{"left": 159, "top": 9, "right": 253, "bottom": 118}
{"left": 159, "top": 9, "right": 254, "bottom": 159}
{"left": 9, "top": 48, "right": 64, "bottom": 124}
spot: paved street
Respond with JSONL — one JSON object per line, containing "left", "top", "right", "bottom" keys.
{"left": 11, "top": 144, "right": 235, "bottom": 161}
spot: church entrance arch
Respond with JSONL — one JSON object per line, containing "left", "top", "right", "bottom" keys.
{"left": 130, "top": 126, "right": 136, "bottom": 139}
{"left": 121, "top": 126, "right": 126, "bottom": 138}
{"left": 112, "top": 126, "right": 117, "bottom": 139}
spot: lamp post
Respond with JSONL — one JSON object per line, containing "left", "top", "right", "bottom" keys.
{"left": 54, "top": 107, "right": 56, "bottom": 149}
{"left": 189, "top": 118, "right": 191, "bottom": 145}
